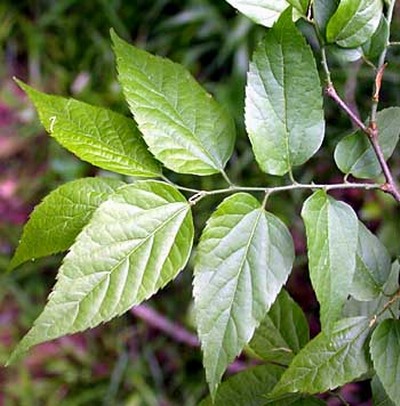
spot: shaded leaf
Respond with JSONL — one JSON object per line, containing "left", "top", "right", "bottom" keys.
{"left": 8, "top": 181, "right": 193, "bottom": 363}
{"left": 301, "top": 190, "right": 358, "bottom": 331}
{"left": 371, "top": 375, "right": 396, "bottom": 406}
{"left": 16, "top": 80, "right": 161, "bottom": 178}
{"left": 270, "top": 317, "right": 371, "bottom": 397}
{"left": 245, "top": 9, "right": 324, "bottom": 176}
{"left": 112, "top": 31, "right": 235, "bottom": 176}
{"left": 9, "top": 177, "right": 124, "bottom": 271}
{"left": 370, "top": 319, "right": 400, "bottom": 406}
{"left": 344, "top": 261, "right": 400, "bottom": 319}
{"left": 362, "top": 16, "right": 389, "bottom": 62}
{"left": 334, "top": 108, "right": 400, "bottom": 179}
{"left": 194, "top": 193, "right": 294, "bottom": 397}
{"left": 350, "top": 222, "right": 391, "bottom": 301}
{"left": 248, "top": 289, "right": 309, "bottom": 365}
{"left": 287, "top": 0, "right": 309, "bottom": 14}
{"left": 326, "top": 0, "right": 383, "bottom": 48}
{"left": 313, "top": 0, "right": 339, "bottom": 36}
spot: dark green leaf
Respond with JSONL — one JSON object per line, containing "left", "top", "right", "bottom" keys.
{"left": 224, "top": 0, "right": 289, "bottom": 27}
{"left": 112, "top": 31, "right": 235, "bottom": 176}
{"left": 248, "top": 289, "right": 309, "bottom": 365}
{"left": 287, "top": 0, "right": 309, "bottom": 14}
{"left": 301, "top": 190, "right": 358, "bottom": 331}
{"left": 370, "top": 319, "right": 400, "bottom": 406}
{"left": 16, "top": 80, "right": 161, "bottom": 178}
{"left": 270, "top": 317, "right": 371, "bottom": 397}
{"left": 326, "top": 0, "right": 383, "bottom": 48}
{"left": 334, "top": 108, "right": 400, "bottom": 179}
{"left": 245, "top": 9, "right": 324, "bottom": 176}
{"left": 313, "top": 0, "right": 339, "bottom": 36}
{"left": 9, "top": 177, "right": 124, "bottom": 271}
{"left": 371, "top": 375, "right": 396, "bottom": 406}
{"left": 8, "top": 181, "right": 193, "bottom": 364}
{"left": 198, "top": 364, "right": 286, "bottom": 406}
{"left": 194, "top": 193, "right": 294, "bottom": 397}
{"left": 362, "top": 16, "right": 389, "bottom": 62}
{"left": 350, "top": 222, "right": 391, "bottom": 301}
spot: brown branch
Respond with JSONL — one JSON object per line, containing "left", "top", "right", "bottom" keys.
{"left": 325, "top": 83, "right": 400, "bottom": 203}
{"left": 130, "top": 304, "right": 249, "bottom": 373}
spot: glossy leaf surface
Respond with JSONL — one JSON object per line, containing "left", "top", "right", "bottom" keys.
{"left": 17, "top": 80, "right": 161, "bottom": 178}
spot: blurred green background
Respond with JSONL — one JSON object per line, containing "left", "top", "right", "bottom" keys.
{"left": 1, "top": 1, "right": 400, "bottom": 404}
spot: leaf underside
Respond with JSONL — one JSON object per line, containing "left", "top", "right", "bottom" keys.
{"left": 194, "top": 192, "right": 294, "bottom": 397}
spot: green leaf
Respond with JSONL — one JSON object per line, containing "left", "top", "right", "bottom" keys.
{"left": 287, "top": 0, "right": 309, "bottom": 14}
{"left": 223, "top": 0, "right": 289, "bottom": 27}
{"left": 112, "top": 31, "right": 235, "bottom": 176}
{"left": 326, "top": 0, "right": 383, "bottom": 48}
{"left": 334, "top": 108, "right": 400, "bottom": 179}
{"left": 248, "top": 289, "right": 309, "bottom": 365}
{"left": 198, "top": 364, "right": 286, "bottom": 406}
{"left": 313, "top": 0, "right": 339, "bottom": 36}
{"left": 16, "top": 80, "right": 161, "bottom": 178}
{"left": 370, "top": 319, "right": 400, "bottom": 406}
{"left": 194, "top": 193, "right": 295, "bottom": 397}
{"left": 270, "top": 317, "right": 371, "bottom": 397}
{"left": 362, "top": 16, "right": 389, "bottom": 62}
{"left": 9, "top": 177, "right": 124, "bottom": 271}
{"left": 8, "top": 181, "right": 193, "bottom": 364}
{"left": 350, "top": 222, "right": 391, "bottom": 301}
{"left": 301, "top": 190, "right": 358, "bottom": 331}
{"left": 199, "top": 363, "right": 325, "bottom": 406}
{"left": 371, "top": 375, "right": 396, "bottom": 406}
{"left": 344, "top": 261, "right": 400, "bottom": 319}
{"left": 245, "top": 9, "right": 325, "bottom": 176}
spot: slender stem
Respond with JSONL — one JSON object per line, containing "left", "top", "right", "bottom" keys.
{"left": 320, "top": 46, "right": 332, "bottom": 86}
{"left": 389, "top": 41, "right": 400, "bottom": 46}
{"left": 221, "top": 169, "right": 234, "bottom": 186}
{"left": 186, "top": 181, "right": 381, "bottom": 205}
{"left": 370, "top": 288, "right": 400, "bottom": 328}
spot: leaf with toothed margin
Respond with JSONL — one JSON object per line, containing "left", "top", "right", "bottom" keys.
{"left": 15, "top": 80, "right": 161, "bottom": 178}
{"left": 9, "top": 177, "right": 125, "bottom": 271}
{"left": 194, "top": 192, "right": 295, "bottom": 398}
{"left": 245, "top": 9, "right": 325, "bottom": 176}
{"left": 112, "top": 31, "right": 235, "bottom": 176}
{"left": 8, "top": 181, "right": 193, "bottom": 364}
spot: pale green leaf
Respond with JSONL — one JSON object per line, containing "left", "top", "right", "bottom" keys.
{"left": 301, "top": 190, "right": 358, "bottom": 331}
{"left": 370, "top": 319, "right": 400, "bottom": 406}
{"left": 112, "top": 31, "right": 235, "bottom": 176}
{"left": 16, "top": 80, "right": 161, "bottom": 178}
{"left": 248, "top": 289, "right": 309, "bottom": 365}
{"left": 8, "top": 181, "right": 193, "bottom": 363}
{"left": 270, "top": 317, "right": 371, "bottom": 397}
{"left": 194, "top": 193, "right": 295, "bottom": 397}
{"left": 223, "top": 0, "right": 289, "bottom": 27}
{"left": 350, "top": 222, "right": 391, "bottom": 301}
{"left": 334, "top": 108, "right": 400, "bottom": 178}
{"left": 371, "top": 375, "right": 396, "bottom": 406}
{"left": 9, "top": 177, "right": 124, "bottom": 271}
{"left": 245, "top": 9, "right": 324, "bottom": 176}
{"left": 326, "top": 0, "right": 383, "bottom": 48}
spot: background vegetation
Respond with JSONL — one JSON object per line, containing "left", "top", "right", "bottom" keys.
{"left": 1, "top": 1, "right": 400, "bottom": 404}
